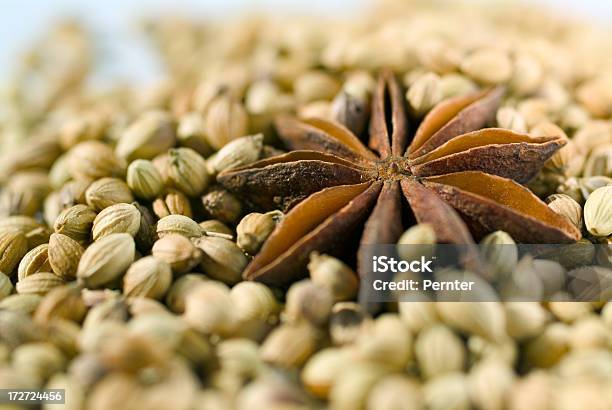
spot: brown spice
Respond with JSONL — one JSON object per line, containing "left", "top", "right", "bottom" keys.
{"left": 219, "top": 70, "right": 580, "bottom": 291}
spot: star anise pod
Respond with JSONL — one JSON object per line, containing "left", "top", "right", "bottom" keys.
{"left": 218, "top": 70, "right": 581, "bottom": 288}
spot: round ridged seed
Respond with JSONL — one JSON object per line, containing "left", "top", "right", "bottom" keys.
{"left": 48, "top": 233, "right": 85, "bottom": 280}
{"left": 92, "top": 203, "right": 141, "bottom": 241}
{"left": 77, "top": 233, "right": 135, "bottom": 288}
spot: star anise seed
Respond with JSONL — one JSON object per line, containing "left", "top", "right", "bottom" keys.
{"left": 218, "top": 70, "right": 581, "bottom": 290}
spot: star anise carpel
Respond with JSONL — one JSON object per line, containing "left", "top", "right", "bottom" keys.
{"left": 218, "top": 69, "right": 581, "bottom": 288}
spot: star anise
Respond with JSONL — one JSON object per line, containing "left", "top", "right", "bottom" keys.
{"left": 218, "top": 70, "right": 581, "bottom": 288}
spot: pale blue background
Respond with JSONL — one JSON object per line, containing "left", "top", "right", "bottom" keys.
{"left": 0, "top": 0, "right": 610, "bottom": 85}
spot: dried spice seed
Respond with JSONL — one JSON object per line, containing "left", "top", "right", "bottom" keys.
{"left": 194, "top": 236, "right": 248, "bottom": 285}
{"left": 205, "top": 93, "right": 249, "bottom": 150}
{"left": 53, "top": 204, "right": 97, "bottom": 245}
{"left": 92, "top": 203, "right": 141, "bottom": 241}
{"left": 0, "top": 229, "right": 28, "bottom": 276}
{"left": 153, "top": 189, "right": 193, "bottom": 219}
{"left": 77, "top": 233, "right": 136, "bottom": 288}
{"left": 156, "top": 214, "right": 203, "bottom": 239}
{"left": 48, "top": 233, "right": 85, "bottom": 280}
{"left": 151, "top": 234, "right": 202, "bottom": 274}
{"left": 16, "top": 272, "right": 65, "bottom": 296}
{"left": 122, "top": 256, "right": 172, "bottom": 300}
{"left": 116, "top": 111, "right": 176, "bottom": 161}
{"left": 68, "top": 141, "right": 125, "bottom": 180}
{"left": 126, "top": 159, "right": 165, "bottom": 200}
{"left": 85, "top": 178, "right": 134, "bottom": 211}
{"left": 219, "top": 71, "right": 580, "bottom": 292}
{"left": 584, "top": 186, "right": 612, "bottom": 237}
{"left": 165, "top": 148, "right": 211, "bottom": 197}
{"left": 17, "top": 244, "right": 52, "bottom": 281}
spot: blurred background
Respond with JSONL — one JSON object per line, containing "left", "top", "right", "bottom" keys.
{"left": 1, "top": 0, "right": 610, "bottom": 85}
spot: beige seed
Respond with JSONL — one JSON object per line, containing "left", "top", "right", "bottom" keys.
{"left": 0, "top": 294, "right": 43, "bottom": 315}
{"left": 417, "top": 38, "right": 461, "bottom": 74}
{"left": 424, "top": 372, "right": 470, "bottom": 410}
{"left": 308, "top": 252, "right": 358, "bottom": 302}
{"left": 508, "top": 371, "right": 553, "bottom": 410}
{"left": 468, "top": 359, "right": 515, "bottom": 410}
{"left": 177, "top": 112, "right": 213, "bottom": 156}
{"left": 583, "top": 144, "right": 612, "bottom": 177}
{"left": 437, "top": 302, "right": 507, "bottom": 342}
{"left": 194, "top": 235, "right": 247, "bottom": 285}
{"left": 406, "top": 72, "right": 443, "bottom": 116}
{"left": 53, "top": 204, "right": 96, "bottom": 245}
{"left": 567, "top": 316, "right": 610, "bottom": 351}
{"left": 510, "top": 54, "right": 543, "bottom": 96}
{"left": 77, "top": 233, "right": 135, "bottom": 288}
{"left": 12, "top": 342, "right": 66, "bottom": 386}
{"left": 126, "top": 159, "right": 164, "bottom": 200}
{"left": 461, "top": 48, "right": 512, "bottom": 84}
{"left": 0, "top": 216, "right": 51, "bottom": 249}
{"left": 260, "top": 322, "right": 320, "bottom": 368}
{"left": 157, "top": 214, "right": 203, "bottom": 239}
{"left": 16, "top": 272, "right": 64, "bottom": 296}
{"left": 199, "top": 219, "right": 233, "bottom": 237}
{"left": 397, "top": 223, "right": 436, "bottom": 262}
{"left": 524, "top": 322, "right": 570, "bottom": 368}
{"left": 576, "top": 74, "right": 612, "bottom": 118}
{"left": 0, "top": 271, "right": 14, "bottom": 299}
{"left": 183, "top": 281, "right": 237, "bottom": 336}
{"left": 480, "top": 230, "right": 518, "bottom": 281}
{"left": 0, "top": 228, "right": 28, "bottom": 276}
{"left": 504, "top": 302, "right": 549, "bottom": 340}
{"left": 166, "top": 148, "right": 211, "bottom": 197}
{"left": 229, "top": 281, "right": 280, "bottom": 323}
{"left": 92, "top": 203, "right": 141, "bottom": 241}
{"left": 207, "top": 134, "right": 263, "bottom": 175}
{"left": 366, "top": 375, "right": 424, "bottom": 410}
{"left": 439, "top": 73, "right": 478, "bottom": 98}
{"left": 398, "top": 298, "right": 439, "bottom": 334}
{"left": 33, "top": 284, "right": 87, "bottom": 324}
{"left": 301, "top": 348, "right": 352, "bottom": 399}
{"left": 205, "top": 93, "right": 249, "bottom": 150}
{"left": 165, "top": 274, "right": 207, "bottom": 314}
{"left": 153, "top": 189, "right": 193, "bottom": 219}
{"left": 48, "top": 233, "right": 84, "bottom": 280}
{"left": 59, "top": 178, "right": 92, "bottom": 208}
{"left": 294, "top": 70, "right": 340, "bottom": 104}
{"left": 116, "top": 110, "right": 176, "bottom": 161}
{"left": 122, "top": 256, "right": 172, "bottom": 300}
{"left": 467, "top": 335, "right": 518, "bottom": 365}
{"left": 331, "top": 77, "right": 371, "bottom": 136}
{"left": 546, "top": 194, "right": 583, "bottom": 230}
{"left": 329, "top": 362, "right": 390, "bottom": 410}
{"left": 584, "top": 186, "right": 612, "bottom": 236}
{"left": 151, "top": 234, "right": 202, "bottom": 274}
{"left": 356, "top": 314, "right": 412, "bottom": 370}
{"left": 216, "top": 338, "right": 262, "bottom": 380}
{"left": 236, "top": 211, "right": 281, "bottom": 255}
{"left": 17, "top": 244, "right": 51, "bottom": 281}
{"left": 496, "top": 107, "right": 527, "bottom": 133}
{"left": 415, "top": 324, "right": 466, "bottom": 379}
{"left": 67, "top": 141, "right": 125, "bottom": 180}
{"left": 85, "top": 178, "right": 134, "bottom": 211}
{"left": 285, "top": 280, "right": 333, "bottom": 326}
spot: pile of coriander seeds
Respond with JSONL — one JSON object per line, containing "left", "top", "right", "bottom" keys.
{"left": 1, "top": 1, "right": 612, "bottom": 409}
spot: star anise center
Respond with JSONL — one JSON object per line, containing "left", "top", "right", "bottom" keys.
{"left": 374, "top": 156, "right": 412, "bottom": 181}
